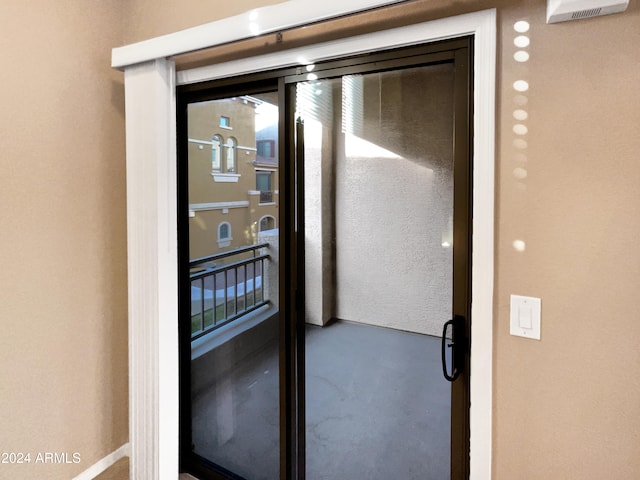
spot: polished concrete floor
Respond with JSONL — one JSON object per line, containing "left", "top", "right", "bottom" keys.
{"left": 191, "top": 320, "right": 450, "bottom": 480}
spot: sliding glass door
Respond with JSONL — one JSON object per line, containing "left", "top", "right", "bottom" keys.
{"left": 178, "top": 38, "right": 471, "bottom": 480}
{"left": 295, "top": 62, "right": 459, "bottom": 479}
{"left": 179, "top": 87, "right": 282, "bottom": 480}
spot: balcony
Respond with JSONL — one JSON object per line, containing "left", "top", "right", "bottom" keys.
{"left": 259, "top": 190, "right": 273, "bottom": 204}
{"left": 189, "top": 232, "right": 450, "bottom": 480}
{"left": 247, "top": 189, "right": 277, "bottom": 205}
{"left": 190, "top": 243, "right": 270, "bottom": 340}
{"left": 191, "top": 319, "right": 450, "bottom": 480}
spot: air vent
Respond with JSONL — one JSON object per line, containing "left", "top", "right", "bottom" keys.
{"left": 572, "top": 7, "right": 602, "bottom": 19}
{"left": 547, "top": 0, "right": 629, "bottom": 24}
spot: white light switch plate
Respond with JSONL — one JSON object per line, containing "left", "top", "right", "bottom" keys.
{"left": 510, "top": 295, "right": 541, "bottom": 340}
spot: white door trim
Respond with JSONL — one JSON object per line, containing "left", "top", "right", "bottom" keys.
{"left": 123, "top": 57, "right": 179, "bottom": 479}
{"left": 112, "top": 0, "right": 408, "bottom": 69}
{"left": 117, "top": 6, "right": 494, "bottom": 480}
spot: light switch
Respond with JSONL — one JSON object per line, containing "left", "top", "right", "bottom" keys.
{"left": 519, "top": 304, "right": 532, "bottom": 329}
{"left": 510, "top": 294, "right": 541, "bottom": 340}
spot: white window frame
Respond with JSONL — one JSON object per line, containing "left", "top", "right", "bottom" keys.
{"left": 225, "top": 136, "right": 237, "bottom": 172}
{"left": 211, "top": 134, "right": 223, "bottom": 172}
{"left": 217, "top": 221, "right": 232, "bottom": 248}
{"left": 259, "top": 214, "right": 277, "bottom": 232}
{"left": 113, "top": 4, "right": 495, "bottom": 479}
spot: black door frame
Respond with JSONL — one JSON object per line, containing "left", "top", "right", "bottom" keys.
{"left": 177, "top": 36, "right": 472, "bottom": 480}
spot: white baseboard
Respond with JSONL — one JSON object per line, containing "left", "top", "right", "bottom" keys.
{"left": 72, "top": 443, "right": 130, "bottom": 480}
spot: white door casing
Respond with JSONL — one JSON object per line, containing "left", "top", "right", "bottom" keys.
{"left": 113, "top": 4, "right": 495, "bottom": 479}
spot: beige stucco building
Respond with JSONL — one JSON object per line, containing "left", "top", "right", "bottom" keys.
{"left": 187, "top": 96, "right": 279, "bottom": 260}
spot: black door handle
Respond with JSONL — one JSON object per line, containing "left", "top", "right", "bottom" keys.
{"left": 441, "top": 315, "right": 466, "bottom": 382}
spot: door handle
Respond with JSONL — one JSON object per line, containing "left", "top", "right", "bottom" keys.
{"left": 441, "top": 315, "right": 466, "bottom": 382}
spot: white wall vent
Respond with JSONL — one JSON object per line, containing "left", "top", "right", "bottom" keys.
{"left": 547, "top": 0, "right": 629, "bottom": 23}
{"left": 572, "top": 7, "right": 602, "bottom": 18}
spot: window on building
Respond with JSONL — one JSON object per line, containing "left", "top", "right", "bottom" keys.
{"left": 217, "top": 222, "right": 232, "bottom": 248}
{"left": 256, "top": 171, "right": 273, "bottom": 204}
{"left": 226, "top": 137, "right": 237, "bottom": 173}
{"left": 259, "top": 216, "right": 276, "bottom": 232}
{"left": 218, "top": 222, "right": 230, "bottom": 240}
{"left": 219, "top": 116, "right": 231, "bottom": 128}
{"left": 257, "top": 140, "right": 274, "bottom": 159}
{"left": 212, "top": 135, "right": 223, "bottom": 172}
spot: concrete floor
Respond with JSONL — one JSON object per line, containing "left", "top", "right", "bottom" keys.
{"left": 191, "top": 320, "right": 450, "bottom": 480}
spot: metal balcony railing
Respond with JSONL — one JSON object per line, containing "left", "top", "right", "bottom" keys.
{"left": 259, "top": 190, "right": 274, "bottom": 204}
{"left": 190, "top": 243, "right": 269, "bottom": 340}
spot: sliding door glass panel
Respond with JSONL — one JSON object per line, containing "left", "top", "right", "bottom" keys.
{"left": 187, "top": 92, "right": 280, "bottom": 480}
{"left": 298, "top": 63, "right": 454, "bottom": 480}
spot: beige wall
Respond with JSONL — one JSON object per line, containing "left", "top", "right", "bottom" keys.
{"left": 0, "top": 1, "right": 128, "bottom": 478}
{"left": 494, "top": 2, "right": 640, "bottom": 478}
{"left": 123, "top": 0, "right": 285, "bottom": 44}
{"left": 2, "top": 0, "right": 634, "bottom": 478}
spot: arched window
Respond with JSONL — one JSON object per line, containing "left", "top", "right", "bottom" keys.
{"left": 218, "top": 222, "right": 231, "bottom": 241}
{"left": 225, "top": 137, "right": 237, "bottom": 173}
{"left": 217, "top": 221, "right": 232, "bottom": 249}
{"left": 259, "top": 215, "right": 276, "bottom": 232}
{"left": 211, "top": 135, "right": 223, "bottom": 172}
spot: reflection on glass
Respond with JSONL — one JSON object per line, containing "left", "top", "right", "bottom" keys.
{"left": 187, "top": 93, "right": 280, "bottom": 480}
{"left": 299, "top": 64, "right": 454, "bottom": 480}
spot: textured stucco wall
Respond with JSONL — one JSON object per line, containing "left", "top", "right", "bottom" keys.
{"left": 335, "top": 65, "right": 455, "bottom": 336}
{"left": 302, "top": 80, "right": 338, "bottom": 327}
